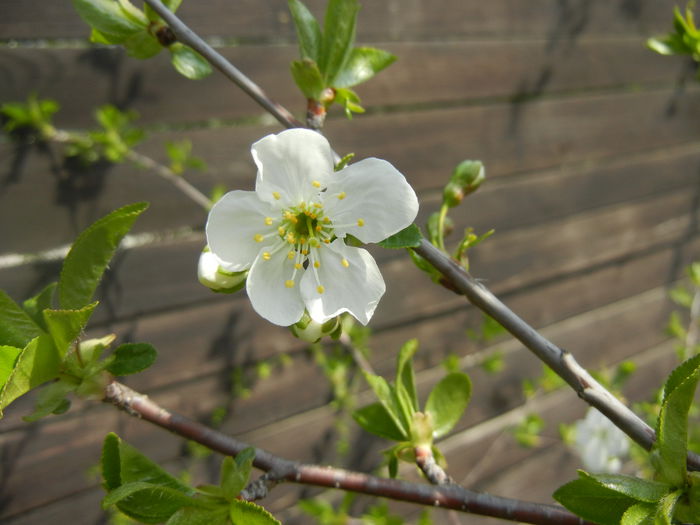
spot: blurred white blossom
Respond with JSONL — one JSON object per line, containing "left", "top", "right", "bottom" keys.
{"left": 574, "top": 408, "right": 630, "bottom": 473}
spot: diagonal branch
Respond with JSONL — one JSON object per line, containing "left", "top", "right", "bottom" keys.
{"left": 104, "top": 380, "right": 590, "bottom": 525}
{"left": 144, "top": 0, "right": 700, "bottom": 472}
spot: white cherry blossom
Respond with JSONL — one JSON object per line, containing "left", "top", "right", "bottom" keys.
{"left": 574, "top": 408, "right": 630, "bottom": 473}
{"left": 206, "top": 128, "right": 418, "bottom": 326}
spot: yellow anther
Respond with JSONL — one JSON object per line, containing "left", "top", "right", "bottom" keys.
{"left": 300, "top": 237, "right": 307, "bottom": 245}
{"left": 272, "top": 191, "right": 281, "bottom": 200}
{"left": 309, "top": 213, "right": 317, "bottom": 219}
{"left": 286, "top": 233, "right": 296, "bottom": 244}
{"left": 312, "top": 180, "right": 321, "bottom": 188}
{"left": 314, "top": 261, "right": 320, "bottom": 268}
{"left": 323, "top": 239, "right": 330, "bottom": 244}
{"left": 317, "top": 285, "right": 325, "bottom": 294}
{"left": 337, "top": 192, "right": 346, "bottom": 200}
{"left": 278, "top": 226, "right": 286, "bottom": 235}
{"left": 357, "top": 219, "right": 365, "bottom": 227}
{"left": 341, "top": 258, "right": 350, "bottom": 268}
{"left": 287, "top": 251, "right": 295, "bottom": 260}
{"left": 309, "top": 238, "right": 320, "bottom": 248}
{"left": 294, "top": 263, "right": 302, "bottom": 270}
{"left": 313, "top": 202, "right": 323, "bottom": 208}
{"left": 323, "top": 217, "right": 331, "bottom": 223}
{"left": 254, "top": 233, "right": 264, "bottom": 242}
{"left": 315, "top": 225, "right": 323, "bottom": 232}
{"left": 302, "top": 249, "right": 309, "bottom": 255}
{"left": 285, "top": 280, "right": 295, "bottom": 288}
{"left": 262, "top": 252, "right": 271, "bottom": 261}
{"left": 264, "top": 217, "right": 273, "bottom": 226}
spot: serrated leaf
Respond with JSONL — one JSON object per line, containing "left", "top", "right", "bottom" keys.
{"left": 621, "top": 503, "right": 655, "bottom": 525}
{"left": 362, "top": 372, "right": 408, "bottom": 438}
{"left": 22, "top": 282, "right": 57, "bottom": 332}
{"left": 425, "top": 372, "right": 472, "bottom": 438}
{"left": 290, "top": 59, "right": 326, "bottom": 100}
{"left": 590, "top": 474, "right": 671, "bottom": 503}
{"left": 377, "top": 224, "right": 422, "bottom": 249}
{"left": 319, "top": 0, "right": 359, "bottom": 83}
{"left": 102, "top": 481, "right": 202, "bottom": 523}
{"left": 554, "top": 471, "right": 637, "bottom": 525}
{"left": 655, "top": 490, "right": 682, "bottom": 525}
{"left": 288, "top": 0, "right": 322, "bottom": 61}
{"left": 353, "top": 402, "right": 406, "bottom": 441}
{"left": 72, "top": 0, "right": 143, "bottom": 40}
{"left": 395, "top": 339, "right": 419, "bottom": 427}
{"left": 101, "top": 433, "right": 195, "bottom": 523}
{"left": 106, "top": 343, "right": 157, "bottom": 376}
{"left": 652, "top": 354, "right": 700, "bottom": 486}
{"left": 0, "top": 290, "right": 43, "bottom": 348}
{"left": 23, "top": 380, "right": 77, "bottom": 422}
{"left": 170, "top": 43, "right": 213, "bottom": 79}
{"left": 0, "top": 334, "right": 61, "bottom": 416}
{"left": 43, "top": 303, "right": 97, "bottom": 358}
{"left": 230, "top": 499, "right": 280, "bottom": 525}
{"left": 333, "top": 47, "right": 396, "bottom": 88}
{"left": 167, "top": 505, "right": 230, "bottom": 525}
{"left": 59, "top": 202, "right": 148, "bottom": 310}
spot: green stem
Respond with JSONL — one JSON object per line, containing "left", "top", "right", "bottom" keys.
{"left": 437, "top": 203, "right": 449, "bottom": 251}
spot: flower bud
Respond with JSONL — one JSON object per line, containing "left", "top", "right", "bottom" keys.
{"left": 442, "top": 160, "right": 485, "bottom": 208}
{"left": 197, "top": 248, "right": 247, "bottom": 293}
{"left": 290, "top": 311, "right": 341, "bottom": 343}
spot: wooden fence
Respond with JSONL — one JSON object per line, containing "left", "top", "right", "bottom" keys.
{"left": 1, "top": 1, "right": 700, "bottom": 523}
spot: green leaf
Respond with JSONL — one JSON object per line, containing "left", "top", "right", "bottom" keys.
{"left": 377, "top": 224, "right": 422, "bottom": 249}
{"left": 221, "top": 448, "right": 255, "bottom": 500}
{"left": 290, "top": 59, "right": 326, "bottom": 100}
{"left": 334, "top": 87, "right": 364, "bottom": 117}
{"left": 0, "top": 346, "right": 22, "bottom": 389}
{"left": 101, "top": 433, "right": 195, "bottom": 523}
{"left": 621, "top": 503, "right": 655, "bottom": 525}
{"left": 123, "top": 31, "right": 162, "bottom": 59}
{"left": 169, "top": 43, "right": 213, "bottom": 79}
{"left": 319, "top": 0, "right": 360, "bottom": 83}
{"left": 589, "top": 474, "right": 671, "bottom": 504}
{"left": 144, "top": 0, "right": 183, "bottom": 22}
{"left": 230, "top": 499, "right": 280, "bottom": 525}
{"left": 647, "top": 35, "right": 691, "bottom": 56}
{"left": 43, "top": 303, "right": 97, "bottom": 358}
{"left": 651, "top": 354, "right": 700, "bottom": 486}
{"left": 23, "top": 380, "right": 77, "bottom": 422}
{"left": 669, "top": 286, "right": 693, "bottom": 308}
{"left": 654, "top": 490, "right": 682, "bottom": 525}
{"left": 395, "top": 339, "right": 419, "bottom": 426}
{"left": 106, "top": 343, "right": 157, "bottom": 376}
{"left": 72, "top": 0, "right": 143, "bottom": 40}
{"left": 22, "top": 282, "right": 57, "bottom": 332}
{"left": 167, "top": 506, "right": 230, "bottom": 525}
{"left": 0, "top": 290, "right": 43, "bottom": 348}
{"left": 353, "top": 402, "right": 406, "bottom": 441}
{"left": 59, "top": 202, "right": 148, "bottom": 310}
{"left": 0, "top": 334, "right": 61, "bottom": 416}
{"left": 288, "top": 0, "right": 322, "bottom": 61}
{"left": 425, "top": 372, "right": 472, "bottom": 438}
{"left": 554, "top": 471, "right": 638, "bottom": 525}
{"left": 333, "top": 47, "right": 396, "bottom": 88}
{"left": 362, "top": 372, "right": 408, "bottom": 438}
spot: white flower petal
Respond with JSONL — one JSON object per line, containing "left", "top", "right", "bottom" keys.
{"left": 252, "top": 129, "right": 334, "bottom": 206}
{"left": 300, "top": 239, "right": 385, "bottom": 325}
{"left": 206, "top": 191, "right": 276, "bottom": 271}
{"left": 324, "top": 158, "right": 418, "bottom": 243}
{"left": 247, "top": 245, "right": 305, "bottom": 326}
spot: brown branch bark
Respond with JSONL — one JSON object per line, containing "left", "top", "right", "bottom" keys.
{"left": 104, "top": 380, "right": 589, "bottom": 525}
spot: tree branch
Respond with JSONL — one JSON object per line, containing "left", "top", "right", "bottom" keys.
{"left": 142, "top": 0, "right": 303, "bottom": 130}
{"left": 103, "top": 380, "right": 589, "bottom": 525}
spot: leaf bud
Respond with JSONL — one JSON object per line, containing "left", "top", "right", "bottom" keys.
{"left": 442, "top": 160, "right": 485, "bottom": 208}
{"left": 197, "top": 248, "right": 247, "bottom": 293}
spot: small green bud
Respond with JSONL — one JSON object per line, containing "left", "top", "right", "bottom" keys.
{"left": 197, "top": 248, "right": 247, "bottom": 293}
{"left": 290, "top": 311, "right": 341, "bottom": 343}
{"left": 410, "top": 412, "right": 434, "bottom": 448}
{"left": 442, "top": 160, "right": 485, "bottom": 208}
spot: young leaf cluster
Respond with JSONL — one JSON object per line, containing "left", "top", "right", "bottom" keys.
{"left": 648, "top": 3, "right": 700, "bottom": 76}
{"left": 288, "top": 0, "right": 396, "bottom": 121}
{"left": 72, "top": 0, "right": 212, "bottom": 79}
{"left": 352, "top": 340, "right": 471, "bottom": 477}
{"left": 102, "top": 434, "right": 279, "bottom": 524}
{"left": 554, "top": 355, "right": 700, "bottom": 524}
{"left": 0, "top": 203, "right": 154, "bottom": 421}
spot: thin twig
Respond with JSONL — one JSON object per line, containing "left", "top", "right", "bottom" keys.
{"left": 142, "top": 0, "right": 303, "bottom": 129}
{"left": 413, "top": 239, "right": 700, "bottom": 471}
{"left": 103, "top": 381, "right": 590, "bottom": 525}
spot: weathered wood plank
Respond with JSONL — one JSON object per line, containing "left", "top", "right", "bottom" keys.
{"left": 2, "top": 88, "right": 700, "bottom": 255}
{"left": 0, "top": 39, "right": 682, "bottom": 127}
{"left": 0, "top": 0, "right": 682, "bottom": 41}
